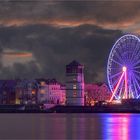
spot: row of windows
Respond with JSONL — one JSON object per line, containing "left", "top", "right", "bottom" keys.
{"left": 66, "top": 68, "right": 83, "bottom": 73}
{"left": 51, "top": 88, "right": 60, "bottom": 90}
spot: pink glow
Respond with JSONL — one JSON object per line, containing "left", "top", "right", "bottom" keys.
{"left": 122, "top": 66, "right": 127, "bottom": 72}
{"left": 124, "top": 69, "right": 128, "bottom": 99}
{"left": 109, "top": 72, "right": 124, "bottom": 102}
{"left": 105, "top": 114, "right": 129, "bottom": 140}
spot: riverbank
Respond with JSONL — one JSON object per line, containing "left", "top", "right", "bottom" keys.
{"left": 48, "top": 105, "right": 140, "bottom": 113}
{"left": 0, "top": 104, "right": 140, "bottom": 113}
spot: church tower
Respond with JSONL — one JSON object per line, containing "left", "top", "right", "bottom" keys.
{"left": 66, "top": 60, "right": 84, "bottom": 106}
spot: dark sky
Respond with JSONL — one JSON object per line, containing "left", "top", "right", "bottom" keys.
{"left": 0, "top": 0, "right": 139, "bottom": 83}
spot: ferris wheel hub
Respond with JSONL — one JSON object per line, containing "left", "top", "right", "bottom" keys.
{"left": 122, "top": 66, "right": 127, "bottom": 72}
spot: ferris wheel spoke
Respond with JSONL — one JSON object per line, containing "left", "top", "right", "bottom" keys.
{"left": 137, "top": 94, "right": 140, "bottom": 99}
{"left": 132, "top": 74, "right": 140, "bottom": 97}
{"left": 133, "top": 70, "right": 140, "bottom": 75}
{"left": 115, "top": 50, "right": 125, "bottom": 63}
{"left": 109, "top": 72, "right": 125, "bottom": 102}
{"left": 124, "top": 41, "right": 129, "bottom": 61}
{"left": 131, "top": 89, "right": 135, "bottom": 98}
{"left": 133, "top": 83, "right": 139, "bottom": 98}
{"left": 132, "top": 51, "right": 140, "bottom": 62}
{"left": 116, "top": 44, "right": 123, "bottom": 54}
{"left": 111, "top": 73, "right": 125, "bottom": 92}
{"left": 133, "top": 65, "right": 140, "bottom": 69}
{"left": 130, "top": 42, "right": 139, "bottom": 61}
{"left": 131, "top": 57, "right": 140, "bottom": 65}
{"left": 133, "top": 73, "right": 140, "bottom": 81}
{"left": 128, "top": 74, "right": 134, "bottom": 98}
{"left": 129, "top": 42, "right": 136, "bottom": 60}
{"left": 120, "top": 41, "right": 126, "bottom": 52}
{"left": 118, "top": 79, "right": 124, "bottom": 98}
{"left": 111, "top": 78, "right": 119, "bottom": 88}
{"left": 132, "top": 73, "right": 140, "bottom": 90}
{"left": 132, "top": 59, "right": 140, "bottom": 67}
{"left": 112, "top": 59, "right": 123, "bottom": 66}
{"left": 127, "top": 38, "right": 134, "bottom": 61}
{"left": 111, "top": 79, "right": 122, "bottom": 93}
{"left": 131, "top": 77, "right": 138, "bottom": 97}
{"left": 131, "top": 47, "right": 140, "bottom": 63}
{"left": 110, "top": 71, "right": 122, "bottom": 79}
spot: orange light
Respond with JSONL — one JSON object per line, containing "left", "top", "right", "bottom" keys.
{"left": 32, "top": 90, "right": 36, "bottom": 94}
{"left": 40, "top": 89, "right": 45, "bottom": 94}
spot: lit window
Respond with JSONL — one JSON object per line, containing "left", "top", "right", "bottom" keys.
{"left": 32, "top": 90, "right": 36, "bottom": 94}
{"left": 40, "top": 89, "right": 45, "bottom": 94}
{"left": 73, "top": 92, "right": 77, "bottom": 97}
{"left": 73, "top": 78, "right": 76, "bottom": 81}
{"left": 73, "top": 85, "right": 76, "bottom": 89}
{"left": 41, "top": 82, "right": 45, "bottom": 86}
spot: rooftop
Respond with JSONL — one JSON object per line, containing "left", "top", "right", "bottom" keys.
{"left": 66, "top": 60, "right": 83, "bottom": 67}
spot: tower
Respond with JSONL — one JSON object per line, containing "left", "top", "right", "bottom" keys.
{"left": 66, "top": 60, "right": 85, "bottom": 106}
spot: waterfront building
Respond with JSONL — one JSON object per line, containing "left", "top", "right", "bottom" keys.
{"left": 15, "top": 79, "right": 39, "bottom": 104}
{"left": 0, "top": 80, "right": 18, "bottom": 104}
{"left": 37, "top": 79, "right": 48, "bottom": 104}
{"left": 66, "top": 60, "right": 85, "bottom": 106}
{"left": 45, "top": 79, "right": 66, "bottom": 105}
{"left": 0, "top": 79, "right": 65, "bottom": 105}
{"left": 37, "top": 79, "right": 66, "bottom": 105}
{"left": 85, "top": 83, "right": 111, "bottom": 105}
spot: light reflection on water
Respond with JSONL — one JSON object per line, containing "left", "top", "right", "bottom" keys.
{"left": 0, "top": 113, "right": 139, "bottom": 139}
{"left": 102, "top": 114, "right": 140, "bottom": 140}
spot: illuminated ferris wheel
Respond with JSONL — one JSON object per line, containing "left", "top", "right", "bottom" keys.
{"left": 107, "top": 34, "right": 140, "bottom": 101}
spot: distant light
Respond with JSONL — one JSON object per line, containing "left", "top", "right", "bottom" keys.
{"left": 122, "top": 66, "right": 127, "bottom": 72}
{"left": 112, "top": 100, "right": 122, "bottom": 104}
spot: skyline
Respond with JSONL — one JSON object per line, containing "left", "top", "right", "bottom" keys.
{"left": 0, "top": 0, "right": 139, "bottom": 83}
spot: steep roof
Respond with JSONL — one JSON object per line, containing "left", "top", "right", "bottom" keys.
{"left": 66, "top": 60, "right": 82, "bottom": 67}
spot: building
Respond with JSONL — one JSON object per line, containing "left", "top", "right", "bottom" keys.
{"left": 45, "top": 79, "right": 66, "bottom": 105}
{"left": 37, "top": 79, "right": 48, "bottom": 104}
{"left": 85, "top": 83, "right": 111, "bottom": 105}
{"left": 0, "top": 80, "right": 18, "bottom": 104}
{"left": 37, "top": 79, "right": 66, "bottom": 105}
{"left": 66, "top": 60, "right": 85, "bottom": 106}
{"left": 0, "top": 79, "right": 66, "bottom": 105}
{"left": 15, "top": 79, "right": 39, "bottom": 105}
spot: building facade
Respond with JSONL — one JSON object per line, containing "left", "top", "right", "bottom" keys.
{"left": 15, "top": 79, "right": 39, "bottom": 105}
{"left": 37, "top": 79, "right": 66, "bottom": 105}
{"left": 0, "top": 80, "right": 17, "bottom": 104}
{"left": 85, "top": 83, "right": 111, "bottom": 105}
{"left": 66, "top": 60, "right": 85, "bottom": 106}
{"left": 45, "top": 79, "right": 66, "bottom": 105}
{"left": 0, "top": 79, "right": 66, "bottom": 105}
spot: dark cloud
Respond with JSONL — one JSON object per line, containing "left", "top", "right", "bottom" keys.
{"left": 0, "top": 0, "right": 134, "bottom": 82}
{"left": 0, "top": 24, "right": 122, "bottom": 83}
{"left": 0, "top": 61, "right": 40, "bottom": 79}
{"left": 0, "top": 1, "right": 139, "bottom": 30}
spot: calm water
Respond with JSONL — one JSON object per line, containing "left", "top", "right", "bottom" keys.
{"left": 0, "top": 113, "right": 140, "bottom": 139}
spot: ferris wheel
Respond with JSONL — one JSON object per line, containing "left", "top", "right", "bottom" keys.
{"left": 107, "top": 34, "right": 140, "bottom": 101}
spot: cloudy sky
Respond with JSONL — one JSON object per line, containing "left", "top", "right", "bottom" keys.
{"left": 0, "top": 0, "right": 139, "bottom": 83}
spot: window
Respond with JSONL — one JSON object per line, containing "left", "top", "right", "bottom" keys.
{"left": 40, "top": 89, "right": 45, "bottom": 94}
{"left": 41, "top": 82, "right": 45, "bottom": 86}
{"left": 32, "top": 90, "right": 36, "bottom": 94}
{"left": 73, "top": 85, "right": 76, "bottom": 89}
{"left": 73, "top": 78, "right": 76, "bottom": 81}
{"left": 73, "top": 92, "right": 77, "bottom": 97}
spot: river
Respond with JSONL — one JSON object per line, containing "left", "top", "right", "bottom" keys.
{"left": 0, "top": 113, "right": 139, "bottom": 139}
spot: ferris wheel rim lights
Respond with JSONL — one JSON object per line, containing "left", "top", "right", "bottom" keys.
{"left": 107, "top": 34, "right": 140, "bottom": 101}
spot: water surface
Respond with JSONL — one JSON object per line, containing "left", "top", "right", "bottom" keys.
{"left": 0, "top": 113, "right": 139, "bottom": 139}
